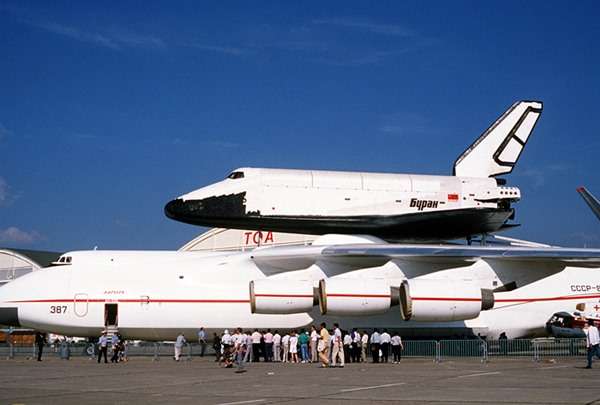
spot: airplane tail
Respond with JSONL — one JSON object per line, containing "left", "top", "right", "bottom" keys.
{"left": 453, "top": 101, "right": 543, "bottom": 178}
{"left": 577, "top": 187, "right": 600, "bottom": 221}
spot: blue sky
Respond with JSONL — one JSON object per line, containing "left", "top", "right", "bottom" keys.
{"left": 1, "top": 1, "right": 599, "bottom": 251}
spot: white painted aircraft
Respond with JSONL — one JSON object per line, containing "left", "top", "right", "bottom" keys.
{"left": 165, "top": 101, "right": 542, "bottom": 241}
{"left": 1, "top": 233, "right": 600, "bottom": 340}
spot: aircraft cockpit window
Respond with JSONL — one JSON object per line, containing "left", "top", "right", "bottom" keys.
{"left": 227, "top": 171, "right": 245, "bottom": 180}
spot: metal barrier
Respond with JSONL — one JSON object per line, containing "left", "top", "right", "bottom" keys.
{"left": 0, "top": 339, "right": 590, "bottom": 363}
{"left": 402, "top": 340, "right": 437, "bottom": 359}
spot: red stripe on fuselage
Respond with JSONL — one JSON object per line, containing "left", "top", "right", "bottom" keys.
{"left": 8, "top": 298, "right": 249, "bottom": 304}
{"left": 8, "top": 293, "right": 600, "bottom": 305}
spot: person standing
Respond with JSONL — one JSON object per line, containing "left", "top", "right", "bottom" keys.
{"left": 584, "top": 320, "right": 600, "bottom": 369}
{"left": 331, "top": 323, "right": 344, "bottom": 367}
{"left": 244, "top": 331, "right": 253, "bottom": 363}
{"left": 221, "top": 329, "right": 232, "bottom": 365}
{"left": 110, "top": 334, "right": 121, "bottom": 363}
{"left": 351, "top": 329, "right": 361, "bottom": 363}
{"left": 264, "top": 329, "right": 274, "bottom": 362}
{"left": 197, "top": 327, "right": 207, "bottom": 357}
{"left": 380, "top": 329, "right": 391, "bottom": 363}
{"left": 391, "top": 332, "right": 404, "bottom": 364}
{"left": 361, "top": 331, "right": 369, "bottom": 362}
{"left": 174, "top": 333, "right": 186, "bottom": 361}
{"left": 251, "top": 329, "right": 262, "bottom": 362}
{"left": 343, "top": 332, "right": 352, "bottom": 363}
{"left": 318, "top": 322, "right": 330, "bottom": 368}
{"left": 273, "top": 330, "right": 281, "bottom": 362}
{"left": 35, "top": 331, "right": 47, "bottom": 361}
{"left": 299, "top": 329, "right": 310, "bottom": 363}
{"left": 289, "top": 331, "right": 299, "bottom": 363}
{"left": 370, "top": 329, "right": 381, "bottom": 363}
{"left": 212, "top": 333, "right": 221, "bottom": 362}
{"left": 281, "top": 333, "right": 290, "bottom": 363}
{"left": 233, "top": 328, "right": 247, "bottom": 373}
{"left": 310, "top": 325, "right": 319, "bottom": 363}
{"left": 97, "top": 332, "right": 108, "bottom": 364}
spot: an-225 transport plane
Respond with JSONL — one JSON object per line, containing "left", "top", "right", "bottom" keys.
{"left": 1, "top": 232, "right": 600, "bottom": 340}
{"left": 165, "top": 101, "right": 542, "bottom": 241}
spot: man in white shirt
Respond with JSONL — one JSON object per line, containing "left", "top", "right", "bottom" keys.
{"left": 97, "top": 332, "right": 108, "bottom": 364}
{"left": 331, "top": 323, "right": 344, "bottom": 367}
{"left": 380, "top": 329, "right": 391, "bottom": 363}
{"left": 264, "top": 329, "right": 274, "bottom": 362}
{"left": 343, "top": 332, "right": 352, "bottom": 363}
{"left": 243, "top": 331, "right": 253, "bottom": 363}
{"left": 273, "top": 331, "right": 281, "bottom": 362}
{"left": 584, "top": 321, "right": 600, "bottom": 368}
{"left": 310, "top": 325, "right": 319, "bottom": 363}
{"left": 351, "top": 329, "right": 361, "bottom": 363}
{"left": 174, "top": 333, "right": 186, "bottom": 361}
{"left": 361, "top": 331, "right": 369, "bottom": 362}
{"left": 251, "top": 329, "right": 262, "bottom": 362}
{"left": 370, "top": 329, "right": 381, "bottom": 363}
{"left": 197, "top": 327, "right": 207, "bottom": 357}
{"left": 391, "top": 332, "right": 404, "bottom": 364}
{"left": 281, "top": 334, "right": 290, "bottom": 363}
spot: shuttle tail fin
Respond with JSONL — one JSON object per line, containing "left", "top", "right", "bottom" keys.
{"left": 453, "top": 100, "right": 543, "bottom": 178}
{"left": 577, "top": 187, "right": 600, "bottom": 222}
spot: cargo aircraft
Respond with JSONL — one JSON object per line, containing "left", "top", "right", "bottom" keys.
{"left": 165, "top": 101, "right": 542, "bottom": 241}
{"left": 1, "top": 232, "right": 600, "bottom": 340}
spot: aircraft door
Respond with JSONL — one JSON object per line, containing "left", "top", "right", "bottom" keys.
{"left": 104, "top": 303, "right": 118, "bottom": 327}
{"left": 140, "top": 295, "right": 150, "bottom": 310}
{"left": 74, "top": 293, "right": 88, "bottom": 317}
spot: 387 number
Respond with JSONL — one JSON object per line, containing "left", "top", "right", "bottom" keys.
{"left": 50, "top": 305, "right": 67, "bottom": 314}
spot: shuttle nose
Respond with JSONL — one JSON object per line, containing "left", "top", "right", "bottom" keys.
{"left": 164, "top": 193, "right": 248, "bottom": 226}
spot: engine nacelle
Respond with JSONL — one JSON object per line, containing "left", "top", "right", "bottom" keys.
{"left": 399, "top": 279, "right": 494, "bottom": 322}
{"left": 249, "top": 279, "right": 315, "bottom": 314}
{"left": 318, "top": 278, "right": 392, "bottom": 316}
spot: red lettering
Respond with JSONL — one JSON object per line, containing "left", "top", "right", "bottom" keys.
{"left": 244, "top": 232, "right": 252, "bottom": 245}
{"left": 265, "top": 231, "right": 274, "bottom": 243}
{"left": 253, "top": 231, "right": 263, "bottom": 245}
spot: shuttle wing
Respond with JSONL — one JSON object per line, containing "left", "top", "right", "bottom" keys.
{"left": 453, "top": 101, "right": 543, "bottom": 178}
{"left": 252, "top": 242, "right": 600, "bottom": 274}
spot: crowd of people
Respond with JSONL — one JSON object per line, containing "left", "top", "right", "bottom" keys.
{"left": 210, "top": 323, "right": 404, "bottom": 370}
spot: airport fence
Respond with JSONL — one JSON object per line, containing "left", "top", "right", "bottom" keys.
{"left": 0, "top": 338, "right": 590, "bottom": 363}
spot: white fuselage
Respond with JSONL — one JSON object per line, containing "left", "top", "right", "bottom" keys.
{"left": 1, "top": 249, "right": 599, "bottom": 340}
{"left": 180, "top": 168, "right": 518, "bottom": 217}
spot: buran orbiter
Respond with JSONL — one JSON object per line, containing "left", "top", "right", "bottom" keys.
{"left": 165, "top": 101, "right": 542, "bottom": 241}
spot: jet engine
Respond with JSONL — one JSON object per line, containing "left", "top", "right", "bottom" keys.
{"left": 249, "top": 279, "right": 316, "bottom": 314}
{"left": 399, "top": 279, "right": 494, "bottom": 322}
{"left": 318, "top": 278, "right": 393, "bottom": 316}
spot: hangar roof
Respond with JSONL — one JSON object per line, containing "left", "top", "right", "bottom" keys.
{"left": 0, "top": 248, "right": 62, "bottom": 268}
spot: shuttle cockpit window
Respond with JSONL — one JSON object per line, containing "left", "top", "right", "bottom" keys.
{"left": 227, "top": 171, "right": 245, "bottom": 180}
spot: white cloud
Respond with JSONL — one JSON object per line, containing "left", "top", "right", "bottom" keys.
{"left": 0, "top": 227, "right": 42, "bottom": 244}
{"left": 27, "top": 20, "right": 165, "bottom": 51}
{"left": 188, "top": 44, "right": 253, "bottom": 56}
{"left": 312, "top": 18, "right": 414, "bottom": 37}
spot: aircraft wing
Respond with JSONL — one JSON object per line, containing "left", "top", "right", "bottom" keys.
{"left": 577, "top": 187, "right": 600, "bottom": 221}
{"left": 252, "top": 243, "right": 600, "bottom": 274}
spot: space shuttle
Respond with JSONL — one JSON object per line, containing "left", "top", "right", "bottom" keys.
{"left": 165, "top": 101, "right": 542, "bottom": 241}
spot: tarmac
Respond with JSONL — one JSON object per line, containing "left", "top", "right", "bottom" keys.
{"left": 1, "top": 356, "right": 599, "bottom": 404}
